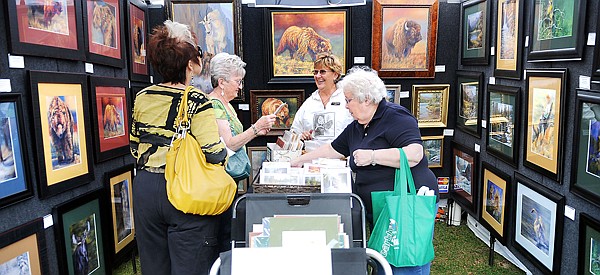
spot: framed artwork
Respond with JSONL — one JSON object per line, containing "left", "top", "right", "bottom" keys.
{"left": 512, "top": 172, "right": 564, "bottom": 274}
{"left": 578, "top": 213, "right": 600, "bottom": 275}
{"left": 460, "top": 0, "right": 490, "bottom": 65}
{"left": 527, "top": 0, "right": 586, "bottom": 61}
{"left": 593, "top": 3, "right": 600, "bottom": 81}
{"left": 411, "top": 84, "right": 449, "bottom": 128}
{"left": 385, "top": 84, "right": 402, "bottom": 104}
{"left": 422, "top": 135, "right": 443, "bottom": 168}
{"left": 29, "top": 71, "right": 94, "bottom": 199}
{"left": 238, "top": 179, "right": 248, "bottom": 194}
{"left": 104, "top": 165, "right": 135, "bottom": 264}
{"left": 479, "top": 161, "right": 511, "bottom": 244}
{"left": 570, "top": 90, "right": 600, "bottom": 207}
{"left": 82, "top": 0, "right": 126, "bottom": 68}
{"left": 455, "top": 70, "right": 483, "bottom": 138}
{"left": 0, "top": 218, "right": 48, "bottom": 274}
{"left": 127, "top": 0, "right": 150, "bottom": 83}
{"left": 53, "top": 189, "right": 108, "bottom": 275}
{"left": 167, "top": 0, "right": 243, "bottom": 97}
{"left": 265, "top": 9, "right": 350, "bottom": 83}
{"left": 0, "top": 94, "right": 34, "bottom": 209}
{"left": 250, "top": 90, "right": 304, "bottom": 136}
{"left": 524, "top": 69, "right": 567, "bottom": 181}
{"left": 486, "top": 84, "right": 520, "bottom": 166}
{"left": 6, "top": 0, "right": 85, "bottom": 60}
{"left": 247, "top": 146, "right": 268, "bottom": 185}
{"left": 494, "top": 0, "right": 525, "bottom": 80}
{"left": 451, "top": 141, "right": 479, "bottom": 217}
{"left": 89, "top": 76, "right": 131, "bottom": 163}
{"left": 372, "top": 0, "right": 439, "bottom": 78}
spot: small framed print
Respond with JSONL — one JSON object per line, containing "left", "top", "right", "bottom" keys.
{"left": 385, "top": 84, "right": 402, "bottom": 105}
{"left": 250, "top": 90, "right": 304, "bottom": 136}
{"left": 524, "top": 69, "right": 567, "bottom": 181}
{"left": 238, "top": 179, "right": 248, "bottom": 194}
{"left": 451, "top": 141, "right": 479, "bottom": 217}
{"left": 570, "top": 90, "right": 600, "bottom": 207}
{"left": 82, "top": 0, "right": 126, "bottom": 67}
{"left": 455, "top": 70, "right": 483, "bottom": 138}
{"left": 247, "top": 146, "right": 267, "bottom": 185}
{"left": 480, "top": 161, "right": 511, "bottom": 244}
{"left": 460, "top": 0, "right": 490, "bottom": 65}
{"left": 89, "top": 76, "right": 131, "bottom": 163}
{"left": 6, "top": 0, "right": 85, "bottom": 60}
{"left": 29, "top": 71, "right": 95, "bottom": 198}
{"left": 486, "top": 84, "right": 520, "bottom": 166}
{"left": 422, "top": 135, "right": 443, "bottom": 168}
{"left": 0, "top": 218, "right": 48, "bottom": 275}
{"left": 494, "top": 0, "right": 525, "bottom": 80}
{"left": 53, "top": 189, "right": 108, "bottom": 275}
{"left": 512, "top": 172, "right": 564, "bottom": 275}
{"left": 411, "top": 84, "right": 449, "bottom": 128}
{"left": 127, "top": 0, "right": 150, "bottom": 83}
{"left": 578, "top": 213, "right": 600, "bottom": 275}
{"left": 0, "top": 94, "right": 34, "bottom": 209}
{"left": 104, "top": 165, "right": 135, "bottom": 264}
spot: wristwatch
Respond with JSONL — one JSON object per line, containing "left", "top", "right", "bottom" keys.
{"left": 371, "top": 150, "right": 376, "bottom": 166}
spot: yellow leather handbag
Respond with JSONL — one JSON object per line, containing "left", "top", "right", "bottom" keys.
{"left": 165, "top": 86, "right": 236, "bottom": 215}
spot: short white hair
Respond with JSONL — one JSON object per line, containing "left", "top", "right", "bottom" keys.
{"left": 338, "top": 66, "right": 386, "bottom": 104}
{"left": 163, "top": 20, "right": 196, "bottom": 47}
{"left": 209, "top": 52, "right": 246, "bottom": 88}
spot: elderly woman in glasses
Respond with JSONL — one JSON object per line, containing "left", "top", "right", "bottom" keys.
{"left": 291, "top": 53, "right": 353, "bottom": 151}
{"left": 130, "top": 21, "right": 226, "bottom": 275}
{"left": 292, "top": 66, "right": 438, "bottom": 275}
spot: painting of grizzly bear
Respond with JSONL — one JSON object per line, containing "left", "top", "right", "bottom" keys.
{"left": 47, "top": 96, "right": 79, "bottom": 167}
{"left": 261, "top": 98, "right": 291, "bottom": 128}
{"left": 276, "top": 26, "right": 332, "bottom": 62}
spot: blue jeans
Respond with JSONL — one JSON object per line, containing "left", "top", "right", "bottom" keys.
{"left": 377, "top": 262, "right": 431, "bottom": 275}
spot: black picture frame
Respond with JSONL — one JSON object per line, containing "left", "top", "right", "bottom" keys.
{"left": 53, "top": 189, "right": 109, "bottom": 275}
{"left": 512, "top": 172, "right": 564, "bottom": 275}
{"left": 523, "top": 68, "right": 567, "bottom": 182}
{"left": 494, "top": 0, "right": 525, "bottom": 80}
{"left": 82, "top": 0, "right": 127, "bottom": 68}
{"left": 578, "top": 213, "right": 600, "bottom": 275}
{"left": 593, "top": 3, "right": 600, "bottom": 81}
{"left": 450, "top": 141, "right": 479, "bottom": 217}
{"left": 89, "top": 76, "right": 132, "bottom": 163}
{"left": 526, "top": 0, "right": 586, "bottom": 62}
{"left": 5, "top": 0, "right": 85, "bottom": 60}
{"left": 486, "top": 84, "right": 520, "bottom": 166}
{"left": 29, "top": 71, "right": 95, "bottom": 199}
{"left": 264, "top": 8, "right": 351, "bottom": 84}
{"left": 0, "top": 94, "right": 34, "bottom": 209}
{"left": 460, "top": 0, "right": 490, "bottom": 65}
{"left": 479, "top": 161, "right": 511, "bottom": 245}
{"left": 126, "top": 0, "right": 151, "bottom": 83}
{"left": 570, "top": 89, "right": 600, "bottom": 207}
{"left": 0, "top": 218, "right": 49, "bottom": 274}
{"left": 104, "top": 164, "right": 136, "bottom": 267}
{"left": 455, "top": 70, "right": 483, "bottom": 138}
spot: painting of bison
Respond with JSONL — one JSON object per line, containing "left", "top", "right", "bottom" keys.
{"left": 380, "top": 8, "right": 429, "bottom": 70}
{"left": 271, "top": 11, "right": 347, "bottom": 77}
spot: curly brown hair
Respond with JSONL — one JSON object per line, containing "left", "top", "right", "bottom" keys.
{"left": 147, "top": 23, "right": 201, "bottom": 85}
{"left": 314, "top": 53, "right": 342, "bottom": 82}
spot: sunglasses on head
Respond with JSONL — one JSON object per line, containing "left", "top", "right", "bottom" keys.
{"left": 197, "top": 46, "right": 203, "bottom": 58}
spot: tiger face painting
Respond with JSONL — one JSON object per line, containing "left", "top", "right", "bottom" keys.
{"left": 48, "top": 96, "right": 76, "bottom": 164}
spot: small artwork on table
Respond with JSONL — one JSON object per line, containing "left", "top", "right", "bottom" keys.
{"left": 412, "top": 84, "right": 449, "bottom": 128}
{"left": 480, "top": 162, "right": 511, "bottom": 244}
{"left": 422, "top": 136, "right": 443, "bottom": 168}
{"left": 250, "top": 90, "right": 304, "bottom": 135}
{"left": 313, "top": 112, "right": 335, "bottom": 138}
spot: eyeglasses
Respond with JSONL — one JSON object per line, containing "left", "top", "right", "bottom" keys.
{"left": 197, "top": 46, "right": 203, "bottom": 58}
{"left": 345, "top": 97, "right": 355, "bottom": 104}
{"left": 229, "top": 79, "right": 244, "bottom": 87}
{"left": 312, "top": 69, "right": 332, "bottom": 75}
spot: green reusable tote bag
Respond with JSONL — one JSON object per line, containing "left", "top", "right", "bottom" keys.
{"left": 367, "top": 148, "right": 437, "bottom": 267}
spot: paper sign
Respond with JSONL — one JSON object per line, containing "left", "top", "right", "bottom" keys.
{"left": 43, "top": 214, "right": 53, "bottom": 229}
{"left": 474, "top": 144, "right": 480, "bottom": 152}
{"left": 85, "top": 63, "right": 94, "bottom": 74}
{"left": 580, "top": 75, "right": 591, "bottom": 90}
{"left": 353, "top": 57, "right": 365, "bottom": 64}
{"left": 489, "top": 77, "right": 495, "bottom": 85}
{"left": 565, "top": 205, "right": 575, "bottom": 221}
{"left": 490, "top": 46, "right": 495, "bottom": 56}
{"left": 435, "top": 65, "right": 445, "bottom": 72}
{"left": 8, "top": 54, "right": 25, "bottom": 69}
{"left": 482, "top": 120, "right": 487, "bottom": 129}
{"left": 0, "top": 79, "right": 11, "bottom": 92}
{"left": 399, "top": 91, "right": 409, "bottom": 98}
{"left": 588, "top": 33, "right": 596, "bottom": 46}
{"left": 443, "top": 129, "right": 454, "bottom": 136}
{"left": 238, "top": 104, "right": 250, "bottom": 111}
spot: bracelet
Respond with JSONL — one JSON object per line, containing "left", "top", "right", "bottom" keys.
{"left": 251, "top": 124, "right": 258, "bottom": 136}
{"left": 371, "top": 150, "right": 376, "bottom": 166}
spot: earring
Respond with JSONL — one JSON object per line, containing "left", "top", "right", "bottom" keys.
{"left": 190, "top": 74, "right": 195, "bottom": 86}
{"left": 221, "top": 87, "right": 225, "bottom": 97}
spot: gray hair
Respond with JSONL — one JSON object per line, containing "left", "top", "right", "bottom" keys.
{"left": 163, "top": 20, "right": 196, "bottom": 47}
{"left": 337, "top": 66, "right": 386, "bottom": 104}
{"left": 209, "top": 52, "right": 246, "bottom": 88}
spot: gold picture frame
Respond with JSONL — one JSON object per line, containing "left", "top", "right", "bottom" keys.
{"left": 411, "top": 84, "right": 449, "bottom": 128}
{"left": 422, "top": 135, "right": 444, "bottom": 168}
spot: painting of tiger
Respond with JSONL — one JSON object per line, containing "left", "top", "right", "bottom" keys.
{"left": 276, "top": 26, "right": 332, "bottom": 62}
{"left": 261, "top": 98, "right": 291, "bottom": 128}
{"left": 47, "top": 96, "right": 77, "bottom": 165}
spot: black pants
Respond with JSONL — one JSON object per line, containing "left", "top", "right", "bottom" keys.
{"left": 133, "top": 170, "right": 219, "bottom": 275}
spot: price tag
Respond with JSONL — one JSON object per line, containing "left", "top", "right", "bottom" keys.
{"left": 150, "top": 76, "right": 154, "bottom": 83}
{"left": 0, "top": 79, "right": 11, "bottom": 92}
{"left": 43, "top": 214, "right": 53, "bottom": 229}
{"left": 489, "top": 77, "right": 495, "bottom": 85}
{"left": 443, "top": 129, "right": 454, "bottom": 136}
{"left": 353, "top": 57, "right": 365, "bottom": 64}
{"left": 238, "top": 104, "right": 250, "bottom": 111}
{"left": 8, "top": 54, "right": 25, "bottom": 69}
{"left": 564, "top": 205, "right": 575, "bottom": 221}
{"left": 435, "top": 65, "right": 445, "bottom": 73}
{"left": 474, "top": 144, "right": 480, "bottom": 152}
{"left": 588, "top": 33, "right": 596, "bottom": 46}
{"left": 525, "top": 36, "right": 529, "bottom": 47}
{"left": 482, "top": 120, "right": 487, "bottom": 129}
{"left": 490, "top": 46, "right": 495, "bottom": 56}
{"left": 85, "top": 63, "right": 94, "bottom": 74}
{"left": 580, "top": 75, "right": 591, "bottom": 90}
{"left": 399, "top": 91, "right": 409, "bottom": 98}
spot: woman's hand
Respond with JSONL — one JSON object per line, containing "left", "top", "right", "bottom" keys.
{"left": 300, "top": 130, "right": 314, "bottom": 140}
{"left": 352, "top": 149, "right": 374, "bottom": 166}
{"left": 256, "top": 114, "right": 276, "bottom": 135}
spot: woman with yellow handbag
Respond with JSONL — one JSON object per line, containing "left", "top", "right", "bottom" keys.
{"left": 130, "top": 20, "right": 229, "bottom": 275}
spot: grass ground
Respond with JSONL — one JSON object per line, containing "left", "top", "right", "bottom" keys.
{"left": 113, "top": 219, "right": 524, "bottom": 274}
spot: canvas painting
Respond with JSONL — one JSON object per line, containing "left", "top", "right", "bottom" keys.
{"left": 485, "top": 180, "right": 504, "bottom": 223}
{"left": 530, "top": 88, "right": 556, "bottom": 159}
{"left": 380, "top": 7, "right": 429, "bottom": 70}
{"left": 257, "top": 97, "right": 298, "bottom": 129}
{"left": 459, "top": 82, "right": 479, "bottom": 121}
{"left": 271, "top": 11, "right": 346, "bottom": 77}
{"left": 69, "top": 214, "right": 100, "bottom": 274}
{"left": 520, "top": 195, "right": 551, "bottom": 255}
{"left": 46, "top": 95, "right": 82, "bottom": 171}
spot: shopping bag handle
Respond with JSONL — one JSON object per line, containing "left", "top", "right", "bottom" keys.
{"left": 394, "top": 148, "right": 417, "bottom": 196}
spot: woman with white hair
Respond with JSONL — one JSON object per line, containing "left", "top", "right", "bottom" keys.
{"left": 292, "top": 66, "right": 438, "bottom": 275}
